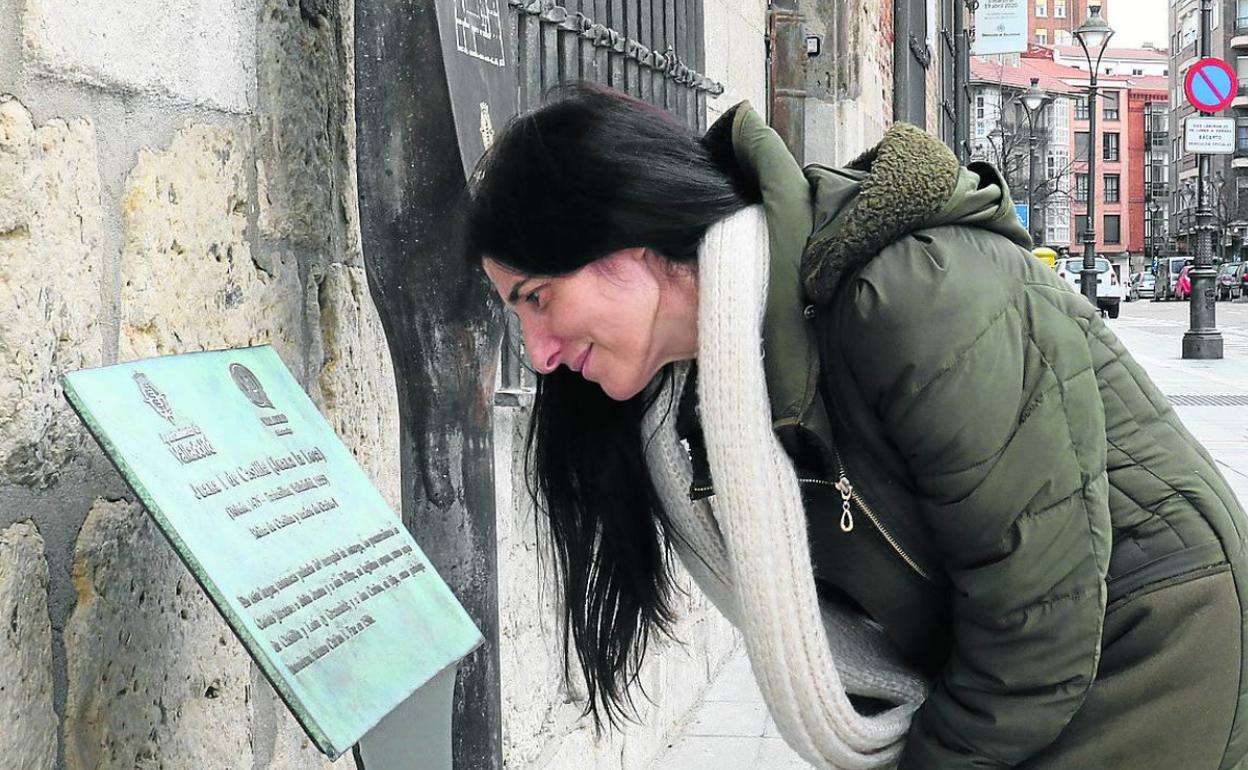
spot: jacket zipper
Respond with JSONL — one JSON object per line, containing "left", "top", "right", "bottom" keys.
{"left": 687, "top": 444, "right": 936, "bottom": 583}
{"left": 799, "top": 445, "right": 937, "bottom": 584}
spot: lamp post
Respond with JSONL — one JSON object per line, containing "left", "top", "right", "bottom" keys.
{"left": 1074, "top": 4, "right": 1114, "bottom": 306}
{"left": 1184, "top": 0, "right": 1223, "bottom": 357}
{"left": 1213, "top": 170, "right": 1228, "bottom": 262}
{"left": 1020, "top": 77, "right": 1051, "bottom": 246}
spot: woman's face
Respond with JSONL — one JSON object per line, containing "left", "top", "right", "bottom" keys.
{"left": 483, "top": 248, "right": 698, "bottom": 401}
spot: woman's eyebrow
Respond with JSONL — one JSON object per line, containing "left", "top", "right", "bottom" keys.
{"left": 507, "top": 278, "right": 535, "bottom": 306}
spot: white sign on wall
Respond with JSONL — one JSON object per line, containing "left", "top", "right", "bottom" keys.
{"left": 1185, "top": 117, "right": 1236, "bottom": 154}
{"left": 973, "top": 0, "right": 1029, "bottom": 55}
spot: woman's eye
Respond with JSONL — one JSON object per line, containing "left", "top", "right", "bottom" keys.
{"left": 525, "top": 290, "right": 541, "bottom": 307}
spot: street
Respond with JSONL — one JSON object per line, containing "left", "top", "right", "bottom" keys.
{"left": 1122, "top": 294, "right": 1248, "bottom": 359}
{"left": 650, "top": 292, "right": 1248, "bottom": 770}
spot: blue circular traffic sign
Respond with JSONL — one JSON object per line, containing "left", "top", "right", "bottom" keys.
{"left": 1185, "top": 58, "right": 1237, "bottom": 113}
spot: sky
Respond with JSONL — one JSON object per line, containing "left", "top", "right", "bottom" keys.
{"left": 1107, "top": 0, "right": 1169, "bottom": 49}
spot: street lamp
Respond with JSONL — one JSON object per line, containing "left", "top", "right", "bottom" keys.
{"left": 1074, "top": 4, "right": 1114, "bottom": 306}
{"left": 1148, "top": 201, "right": 1162, "bottom": 271}
{"left": 1019, "top": 77, "right": 1051, "bottom": 246}
{"left": 1184, "top": 0, "right": 1224, "bottom": 357}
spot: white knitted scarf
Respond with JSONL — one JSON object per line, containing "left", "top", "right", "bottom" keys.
{"left": 640, "top": 204, "right": 928, "bottom": 769}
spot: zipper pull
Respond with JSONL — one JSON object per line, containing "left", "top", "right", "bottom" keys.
{"left": 835, "top": 476, "right": 854, "bottom": 532}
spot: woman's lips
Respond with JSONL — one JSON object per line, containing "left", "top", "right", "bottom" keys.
{"left": 573, "top": 345, "right": 592, "bottom": 375}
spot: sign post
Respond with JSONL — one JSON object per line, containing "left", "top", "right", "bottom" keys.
{"left": 1185, "top": 116, "right": 1236, "bottom": 154}
{"left": 1015, "top": 203, "right": 1030, "bottom": 231}
{"left": 1184, "top": 57, "right": 1237, "bottom": 114}
{"left": 972, "top": 0, "right": 1029, "bottom": 55}
{"left": 1181, "top": 46, "right": 1227, "bottom": 359}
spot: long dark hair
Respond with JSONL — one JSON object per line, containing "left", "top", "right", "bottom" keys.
{"left": 464, "top": 83, "right": 758, "bottom": 726}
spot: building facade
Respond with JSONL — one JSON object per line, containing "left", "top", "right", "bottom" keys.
{"left": 1028, "top": 0, "right": 1105, "bottom": 46}
{"left": 971, "top": 46, "right": 1169, "bottom": 278}
{"left": 1168, "top": 0, "right": 1248, "bottom": 262}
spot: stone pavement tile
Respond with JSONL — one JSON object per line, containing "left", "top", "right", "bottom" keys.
{"left": 649, "top": 736, "right": 765, "bottom": 770}
{"left": 685, "top": 701, "right": 768, "bottom": 737}
{"left": 702, "top": 654, "right": 763, "bottom": 703}
{"left": 754, "top": 737, "right": 812, "bottom": 768}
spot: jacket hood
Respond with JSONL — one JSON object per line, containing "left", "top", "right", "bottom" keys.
{"left": 703, "top": 101, "right": 1032, "bottom": 440}
{"left": 800, "top": 123, "right": 1033, "bottom": 304}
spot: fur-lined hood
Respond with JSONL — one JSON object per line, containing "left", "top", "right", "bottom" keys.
{"left": 700, "top": 101, "right": 1031, "bottom": 438}
{"left": 705, "top": 102, "right": 1032, "bottom": 306}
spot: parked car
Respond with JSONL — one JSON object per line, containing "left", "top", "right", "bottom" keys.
{"left": 1175, "top": 265, "right": 1193, "bottom": 301}
{"left": 1155, "top": 256, "right": 1193, "bottom": 301}
{"left": 1218, "top": 262, "right": 1245, "bottom": 300}
{"left": 1128, "top": 271, "right": 1156, "bottom": 301}
{"left": 1055, "top": 257, "right": 1123, "bottom": 318}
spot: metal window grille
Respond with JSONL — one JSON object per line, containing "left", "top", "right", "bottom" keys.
{"left": 499, "top": 0, "right": 722, "bottom": 396}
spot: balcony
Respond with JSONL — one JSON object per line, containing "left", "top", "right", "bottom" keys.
{"left": 1234, "top": 16, "right": 1248, "bottom": 49}
{"left": 1235, "top": 81, "right": 1248, "bottom": 110}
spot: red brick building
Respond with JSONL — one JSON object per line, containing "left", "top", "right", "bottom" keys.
{"left": 1027, "top": 0, "right": 1108, "bottom": 47}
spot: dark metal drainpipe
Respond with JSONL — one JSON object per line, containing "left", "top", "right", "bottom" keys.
{"left": 894, "top": 0, "right": 929, "bottom": 126}
{"left": 768, "top": 0, "right": 807, "bottom": 164}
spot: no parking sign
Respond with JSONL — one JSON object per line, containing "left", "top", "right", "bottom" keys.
{"left": 1185, "top": 58, "right": 1237, "bottom": 113}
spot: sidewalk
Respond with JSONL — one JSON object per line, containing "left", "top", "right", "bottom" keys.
{"left": 649, "top": 310, "right": 1248, "bottom": 769}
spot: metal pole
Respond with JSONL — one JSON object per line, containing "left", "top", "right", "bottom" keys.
{"left": 1082, "top": 76, "right": 1099, "bottom": 305}
{"left": 1028, "top": 125, "right": 1038, "bottom": 244}
{"left": 1184, "top": 0, "right": 1224, "bottom": 358}
{"left": 768, "top": 0, "right": 807, "bottom": 164}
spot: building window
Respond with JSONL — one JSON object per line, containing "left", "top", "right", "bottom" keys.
{"left": 1104, "top": 132, "right": 1120, "bottom": 162}
{"left": 1239, "top": 0, "right": 1248, "bottom": 29}
{"left": 1054, "top": 0, "right": 1066, "bottom": 18}
{"left": 1055, "top": 29, "right": 1072, "bottom": 44}
{"left": 1037, "top": 28, "right": 1048, "bottom": 44}
{"left": 1104, "top": 174, "right": 1121, "bottom": 203}
{"left": 1238, "top": 118, "right": 1248, "bottom": 151}
{"left": 977, "top": 95, "right": 985, "bottom": 119}
{"left": 1076, "top": 173, "right": 1090, "bottom": 202}
{"left": 1076, "top": 131, "right": 1091, "bottom": 160}
{"left": 1132, "top": 68, "right": 1144, "bottom": 75}
{"left": 1036, "top": 0, "right": 1047, "bottom": 16}
{"left": 1076, "top": 99, "right": 1090, "bottom": 120}
{"left": 1104, "top": 215, "right": 1121, "bottom": 244}
{"left": 1075, "top": 214, "right": 1090, "bottom": 241}
{"left": 1103, "top": 91, "right": 1120, "bottom": 121}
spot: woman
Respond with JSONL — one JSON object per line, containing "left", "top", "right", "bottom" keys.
{"left": 464, "top": 83, "right": 1248, "bottom": 769}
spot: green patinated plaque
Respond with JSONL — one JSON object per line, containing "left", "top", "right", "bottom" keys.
{"left": 63, "top": 346, "right": 483, "bottom": 760}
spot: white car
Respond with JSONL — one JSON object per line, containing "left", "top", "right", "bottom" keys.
{"left": 1055, "top": 257, "right": 1123, "bottom": 318}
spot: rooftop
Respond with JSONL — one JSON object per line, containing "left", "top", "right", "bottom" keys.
{"left": 971, "top": 54, "right": 1169, "bottom": 97}
{"left": 1051, "top": 44, "right": 1171, "bottom": 61}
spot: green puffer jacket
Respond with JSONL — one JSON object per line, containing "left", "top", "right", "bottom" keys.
{"left": 709, "top": 102, "right": 1248, "bottom": 768}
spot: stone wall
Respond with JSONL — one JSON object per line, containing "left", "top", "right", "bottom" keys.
{"left": 801, "top": 0, "right": 896, "bottom": 166}
{"left": 0, "top": 1, "right": 752, "bottom": 769}
{"left": 0, "top": 0, "right": 397, "bottom": 767}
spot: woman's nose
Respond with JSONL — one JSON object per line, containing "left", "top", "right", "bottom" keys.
{"left": 523, "top": 329, "right": 562, "bottom": 375}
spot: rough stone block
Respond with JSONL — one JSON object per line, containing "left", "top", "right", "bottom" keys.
{"left": 309, "top": 262, "right": 401, "bottom": 512}
{"left": 0, "top": 95, "right": 105, "bottom": 487}
{"left": 256, "top": 0, "right": 343, "bottom": 247}
{"left": 22, "top": 0, "right": 257, "bottom": 113}
{"left": 0, "top": 521, "right": 57, "bottom": 770}
{"left": 64, "top": 499, "right": 254, "bottom": 770}
{"left": 118, "top": 123, "right": 303, "bottom": 367}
